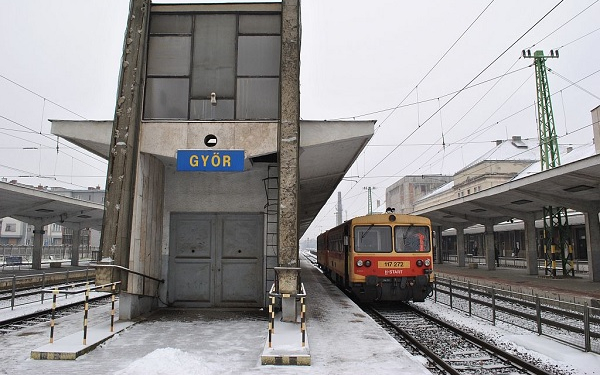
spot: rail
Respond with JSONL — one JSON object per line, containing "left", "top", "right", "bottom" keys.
{"left": 44, "top": 281, "right": 120, "bottom": 345}
{"left": 92, "top": 264, "right": 164, "bottom": 292}
{"left": 0, "top": 268, "right": 93, "bottom": 311}
{"left": 432, "top": 276, "right": 600, "bottom": 354}
{"left": 267, "top": 283, "right": 307, "bottom": 348}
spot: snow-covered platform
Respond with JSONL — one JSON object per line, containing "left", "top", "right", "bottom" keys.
{"left": 435, "top": 261, "right": 600, "bottom": 307}
{"left": 31, "top": 320, "right": 135, "bottom": 360}
{"left": 0, "top": 257, "right": 431, "bottom": 374}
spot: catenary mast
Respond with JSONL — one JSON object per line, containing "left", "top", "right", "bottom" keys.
{"left": 523, "top": 49, "right": 574, "bottom": 277}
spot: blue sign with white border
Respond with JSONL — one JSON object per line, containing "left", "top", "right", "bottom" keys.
{"left": 177, "top": 150, "right": 245, "bottom": 172}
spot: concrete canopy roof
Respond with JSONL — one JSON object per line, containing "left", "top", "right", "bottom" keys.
{"left": 413, "top": 153, "right": 600, "bottom": 228}
{"left": 50, "top": 119, "right": 374, "bottom": 236}
{"left": 0, "top": 181, "right": 105, "bottom": 231}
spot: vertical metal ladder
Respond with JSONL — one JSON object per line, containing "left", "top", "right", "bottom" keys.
{"left": 263, "top": 164, "right": 279, "bottom": 299}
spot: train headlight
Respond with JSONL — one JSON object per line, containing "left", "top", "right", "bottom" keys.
{"left": 416, "top": 259, "right": 423, "bottom": 267}
{"left": 364, "top": 260, "right": 372, "bottom": 267}
{"left": 424, "top": 259, "right": 431, "bottom": 267}
{"left": 356, "top": 260, "right": 364, "bottom": 267}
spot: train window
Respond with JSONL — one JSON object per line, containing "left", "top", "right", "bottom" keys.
{"left": 354, "top": 226, "right": 392, "bottom": 253}
{"left": 395, "top": 226, "right": 430, "bottom": 252}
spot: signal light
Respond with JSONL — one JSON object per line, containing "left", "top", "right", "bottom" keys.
{"left": 416, "top": 259, "right": 423, "bottom": 267}
{"left": 356, "top": 260, "right": 363, "bottom": 267}
{"left": 424, "top": 259, "right": 431, "bottom": 267}
{"left": 364, "top": 260, "right": 371, "bottom": 267}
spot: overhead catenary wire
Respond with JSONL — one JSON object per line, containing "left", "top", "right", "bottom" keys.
{"left": 363, "top": 0, "right": 565, "bottom": 183}
{"left": 528, "top": 0, "right": 598, "bottom": 49}
{"left": 311, "top": 1, "right": 595, "bottom": 233}
{"left": 0, "top": 114, "right": 107, "bottom": 172}
{"left": 310, "top": 0, "right": 503, "bottom": 229}
{"left": 408, "top": 67, "right": 600, "bottom": 176}
{"left": 0, "top": 74, "right": 89, "bottom": 121}
{"left": 330, "top": 66, "right": 531, "bottom": 121}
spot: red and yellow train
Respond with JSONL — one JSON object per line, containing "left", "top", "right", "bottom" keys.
{"left": 317, "top": 212, "right": 434, "bottom": 302}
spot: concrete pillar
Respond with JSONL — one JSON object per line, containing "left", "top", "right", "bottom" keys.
{"left": 484, "top": 222, "right": 495, "bottom": 270}
{"left": 32, "top": 224, "right": 45, "bottom": 270}
{"left": 584, "top": 209, "right": 600, "bottom": 282}
{"left": 456, "top": 226, "right": 466, "bottom": 267}
{"left": 71, "top": 228, "right": 81, "bottom": 266}
{"left": 435, "top": 225, "right": 443, "bottom": 264}
{"left": 524, "top": 217, "right": 539, "bottom": 275}
{"left": 592, "top": 105, "right": 600, "bottom": 154}
{"left": 277, "top": 0, "right": 301, "bottom": 322}
{"left": 98, "top": 0, "right": 150, "bottom": 288}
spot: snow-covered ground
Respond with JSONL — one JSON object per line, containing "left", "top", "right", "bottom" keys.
{"left": 1, "top": 260, "right": 599, "bottom": 374}
{"left": 416, "top": 299, "right": 600, "bottom": 375}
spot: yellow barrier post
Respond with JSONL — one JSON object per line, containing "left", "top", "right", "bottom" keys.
{"left": 268, "top": 296, "right": 275, "bottom": 348}
{"left": 110, "top": 283, "right": 116, "bottom": 332}
{"left": 49, "top": 288, "right": 58, "bottom": 343}
{"left": 82, "top": 285, "right": 90, "bottom": 345}
{"left": 300, "top": 297, "right": 306, "bottom": 347}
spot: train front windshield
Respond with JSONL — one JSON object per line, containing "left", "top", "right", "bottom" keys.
{"left": 354, "top": 226, "right": 392, "bottom": 253}
{"left": 395, "top": 226, "right": 430, "bottom": 252}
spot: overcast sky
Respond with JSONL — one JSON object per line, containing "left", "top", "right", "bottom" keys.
{"left": 1, "top": 1, "right": 599, "bottom": 242}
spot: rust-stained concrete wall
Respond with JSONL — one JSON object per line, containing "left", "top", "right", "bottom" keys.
{"left": 128, "top": 153, "right": 164, "bottom": 297}
{"left": 99, "top": 0, "right": 150, "bottom": 289}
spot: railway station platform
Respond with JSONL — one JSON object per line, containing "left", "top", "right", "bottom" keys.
{"left": 1, "top": 257, "right": 431, "bottom": 374}
{"left": 435, "top": 261, "right": 600, "bottom": 307}
{"left": 0, "top": 262, "right": 94, "bottom": 291}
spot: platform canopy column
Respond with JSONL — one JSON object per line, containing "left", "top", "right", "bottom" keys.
{"left": 484, "top": 221, "right": 496, "bottom": 270}
{"left": 523, "top": 215, "right": 539, "bottom": 276}
{"left": 456, "top": 225, "right": 466, "bottom": 267}
{"left": 31, "top": 221, "right": 45, "bottom": 270}
{"left": 71, "top": 227, "right": 81, "bottom": 267}
{"left": 584, "top": 207, "right": 600, "bottom": 282}
{"left": 434, "top": 225, "right": 444, "bottom": 264}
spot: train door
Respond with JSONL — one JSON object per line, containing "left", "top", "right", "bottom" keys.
{"left": 168, "top": 213, "right": 264, "bottom": 307}
{"left": 343, "top": 225, "right": 350, "bottom": 288}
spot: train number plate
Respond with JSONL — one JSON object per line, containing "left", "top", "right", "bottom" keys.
{"left": 378, "top": 261, "right": 409, "bottom": 268}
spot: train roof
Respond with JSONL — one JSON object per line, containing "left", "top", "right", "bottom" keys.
{"left": 317, "top": 213, "right": 431, "bottom": 237}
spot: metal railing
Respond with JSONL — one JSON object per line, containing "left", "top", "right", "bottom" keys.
{"left": 46, "top": 281, "right": 120, "bottom": 345}
{"left": 441, "top": 254, "right": 589, "bottom": 273}
{"left": 0, "top": 268, "right": 93, "bottom": 311}
{"left": 92, "top": 264, "right": 164, "bottom": 293}
{"left": 432, "top": 276, "right": 600, "bottom": 354}
{"left": 267, "top": 283, "right": 307, "bottom": 348}
{"left": 1, "top": 245, "right": 100, "bottom": 264}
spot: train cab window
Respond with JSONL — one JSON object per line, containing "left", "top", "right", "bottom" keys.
{"left": 354, "top": 226, "right": 392, "bottom": 253}
{"left": 395, "top": 226, "right": 430, "bottom": 252}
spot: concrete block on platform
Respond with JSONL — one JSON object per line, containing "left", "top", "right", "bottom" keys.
{"left": 468, "top": 263, "right": 479, "bottom": 269}
{"left": 260, "top": 314, "right": 310, "bottom": 366}
{"left": 49, "top": 262, "right": 62, "bottom": 268}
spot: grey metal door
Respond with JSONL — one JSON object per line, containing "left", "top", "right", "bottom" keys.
{"left": 169, "top": 213, "right": 263, "bottom": 307}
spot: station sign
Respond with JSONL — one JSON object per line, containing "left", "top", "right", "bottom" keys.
{"left": 176, "top": 150, "right": 245, "bottom": 172}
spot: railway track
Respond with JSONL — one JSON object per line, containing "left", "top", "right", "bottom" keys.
{"left": 367, "top": 303, "right": 551, "bottom": 375}
{"left": 0, "top": 294, "right": 115, "bottom": 335}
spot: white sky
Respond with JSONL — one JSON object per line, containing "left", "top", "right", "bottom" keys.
{"left": 0, "top": 1, "right": 599, "bottom": 241}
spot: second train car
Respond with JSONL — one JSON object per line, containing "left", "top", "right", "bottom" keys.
{"left": 317, "top": 211, "right": 434, "bottom": 302}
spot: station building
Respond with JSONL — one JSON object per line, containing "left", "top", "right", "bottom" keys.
{"left": 51, "top": 1, "right": 373, "bottom": 319}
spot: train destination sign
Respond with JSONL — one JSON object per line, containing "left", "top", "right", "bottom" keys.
{"left": 177, "top": 150, "right": 245, "bottom": 172}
